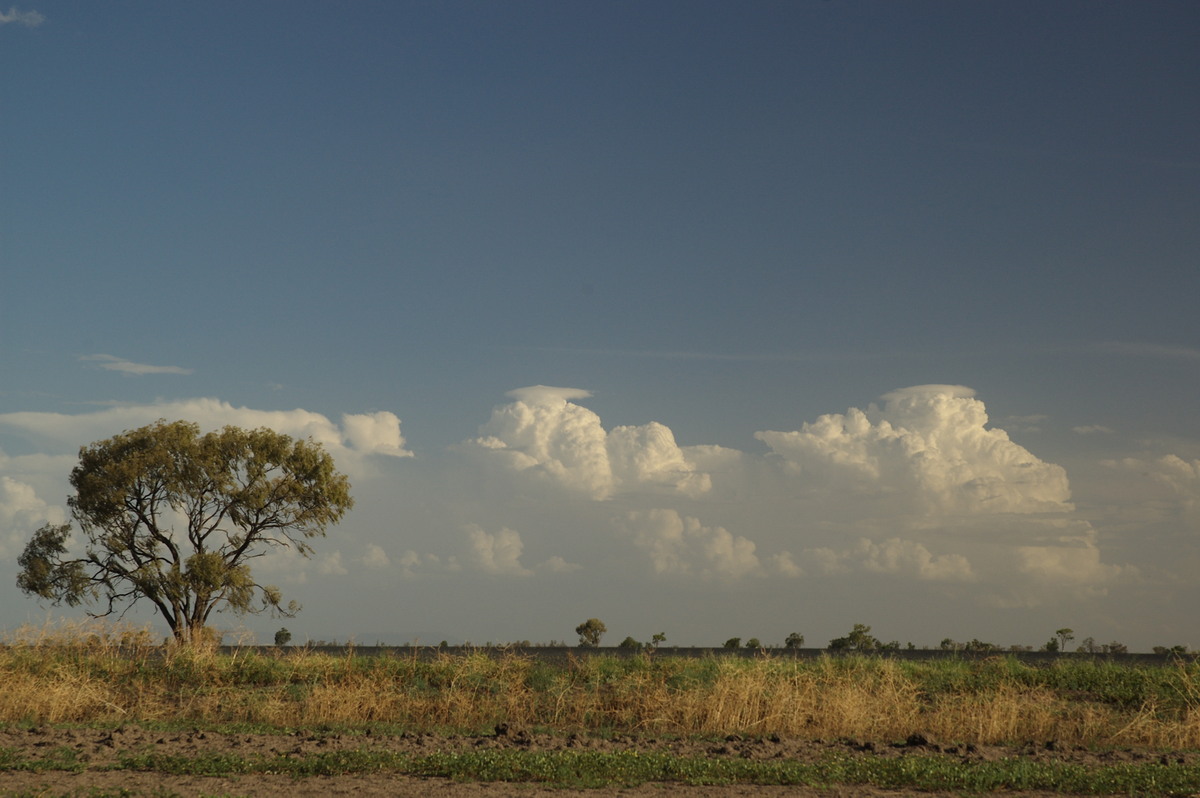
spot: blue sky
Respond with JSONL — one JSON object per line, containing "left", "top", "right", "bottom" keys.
{"left": 2, "top": 1, "right": 1199, "bottom": 649}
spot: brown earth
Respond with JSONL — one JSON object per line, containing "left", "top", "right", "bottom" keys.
{"left": 1, "top": 725, "right": 1194, "bottom": 797}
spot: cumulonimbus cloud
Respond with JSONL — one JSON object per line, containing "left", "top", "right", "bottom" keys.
{"left": 755, "top": 385, "right": 1073, "bottom": 515}
{"left": 463, "top": 386, "right": 723, "bottom": 500}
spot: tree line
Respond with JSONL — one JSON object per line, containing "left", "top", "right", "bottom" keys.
{"left": 569, "top": 620, "right": 1188, "bottom": 656}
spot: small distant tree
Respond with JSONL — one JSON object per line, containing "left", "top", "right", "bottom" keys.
{"left": 1076, "top": 636, "right": 1099, "bottom": 654}
{"left": 784, "top": 632, "right": 805, "bottom": 649}
{"left": 744, "top": 637, "right": 761, "bottom": 649}
{"left": 575, "top": 618, "right": 607, "bottom": 647}
{"left": 963, "top": 639, "right": 999, "bottom": 653}
{"left": 1102, "top": 641, "right": 1128, "bottom": 654}
{"left": 618, "top": 636, "right": 641, "bottom": 650}
{"left": 1056, "top": 628, "right": 1075, "bottom": 651}
{"left": 1042, "top": 638, "right": 1060, "bottom": 652}
{"left": 274, "top": 627, "right": 292, "bottom": 646}
{"left": 940, "top": 638, "right": 960, "bottom": 651}
{"left": 1153, "top": 644, "right": 1188, "bottom": 656}
{"left": 649, "top": 632, "right": 667, "bottom": 650}
{"left": 723, "top": 637, "right": 741, "bottom": 649}
{"left": 828, "top": 623, "right": 880, "bottom": 652}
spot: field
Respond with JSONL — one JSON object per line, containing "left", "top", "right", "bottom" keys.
{"left": 2, "top": 624, "right": 1199, "bottom": 796}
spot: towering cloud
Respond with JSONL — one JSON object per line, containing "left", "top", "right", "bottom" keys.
{"left": 465, "top": 386, "right": 719, "bottom": 499}
{"left": 755, "top": 385, "right": 1073, "bottom": 515}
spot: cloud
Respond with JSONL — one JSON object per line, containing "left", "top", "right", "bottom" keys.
{"left": 0, "top": 476, "right": 65, "bottom": 558}
{"left": 622, "top": 509, "right": 764, "bottom": 580}
{"left": 1002, "top": 414, "right": 1049, "bottom": 435}
{"left": 341, "top": 411, "right": 415, "bottom": 457}
{"left": 0, "top": 6, "right": 43, "bottom": 26}
{"left": 767, "top": 551, "right": 804, "bottom": 577}
{"left": 0, "top": 399, "right": 413, "bottom": 469}
{"left": 465, "top": 524, "right": 532, "bottom": 576}
{"left": 1110, "top": 455, "right": 1200, "bottom": 520}
{"left": 80, "top": 354, "right": 193, "bottom": 376}
{"left": 394, "top": 550, "right": 458, "bottom": 578}
{"left": 812, "top": 537, "right": 975, "bottom": 582}
{"left": 361, "top": 543, "right": 391, "bottom": 569}
{"left": 1015, "top": 539, "right": 1127, "bottom": 588}
{"left": 506, "top": 385, "right": 594, "bottom": 403}
{"left": 1095, "top": 342, "right": 1200, "bottom": 361}
{"left": 755, "top": 385, "right": 1073, "bottom": 515}
{"left": 538, "top": 555, "right": 581, "bottom": 574}
{"left": 462, "top": 386, "right": 723, "bottom": 500}
{"left": 1072, "top": 425, "right": 1114, "bottom": 435}
{"left": 316, "top": 551, "right": 348, "bottom": 576}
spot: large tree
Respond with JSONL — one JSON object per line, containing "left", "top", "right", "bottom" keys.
{"left": 17, "top": 420, "right": 353, "bottom": 644}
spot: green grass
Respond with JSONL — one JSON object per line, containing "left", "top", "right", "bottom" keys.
{"left": 0, "top": 746, "right": 85, "bottom": 773}
{"left": 0, "top": 747, "right": 1191, "bottom": 795}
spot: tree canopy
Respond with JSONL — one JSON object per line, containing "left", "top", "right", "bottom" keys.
{"left": 575, "top": 618, "right": 606, "bottom": 647}
{"left": 17, "top": 420, "right": 353, "bottom": 644}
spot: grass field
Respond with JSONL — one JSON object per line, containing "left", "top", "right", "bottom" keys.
{"left": 1, "top": 621, "right": 1199, "bottom": 795}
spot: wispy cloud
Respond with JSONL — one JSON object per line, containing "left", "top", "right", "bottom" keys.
{"left": 1094, "top": 342, "right": 1200, "bottom": 361}
{"left": 502, "top": 346, "right": 903, "bottom": 363}
{"left": 1073, "top": 425, "right": 1114, "bottom": 436}
{"left": 80, "top": 354, "right": 194, "bottom": 376}
{"left": 0, "top": 6, "right": 44, "bottom": 26}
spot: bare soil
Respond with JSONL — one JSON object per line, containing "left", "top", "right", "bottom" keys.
{"left": 1, "top": 725, "right": 1193, "bottom": 797}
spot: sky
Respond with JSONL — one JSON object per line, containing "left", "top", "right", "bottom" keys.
{"left": 1, "top": 1, "right": 1199, "bottom": 650}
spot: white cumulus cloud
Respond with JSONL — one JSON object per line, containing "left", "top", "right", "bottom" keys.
{"left": 847, "top": 537, "right": 975, "bottom": 582}
{"left": 0, "top": 476, "right": 66, "bottom": 558}
{"left": 465, "top": 524, "right": 533, "bottom": 576}
{"left": 361, "top": 543, "right": 391, "bottom": 569}
{"left": 462, "top": 386, "right": 723, "bottom": 500}
{"left": 538, "top": 555, "right": 582, "bottom": 574}
{"left": 0, "top": 399, "right": 413, "bottom": 473}
{"left": 622, "top": 509, "right": 763, "bottom": 580}
{"left": 341, "top": 411, "right": 414, "bottom": 457}
{"left": 316, "top": 551, "right": 348, "bottom": 576}
{"left": 755, "top": 385, "right": 1073, "bottom": 515}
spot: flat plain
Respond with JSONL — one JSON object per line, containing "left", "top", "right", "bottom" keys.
{"left": 2, "top": 629, "right": 1198, "bottom": 796}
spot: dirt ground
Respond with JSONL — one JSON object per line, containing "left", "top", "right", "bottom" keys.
{"left": 1, "top": 725, "right": 1193, "bottom": 797}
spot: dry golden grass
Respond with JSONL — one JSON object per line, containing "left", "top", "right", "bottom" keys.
{"left": 2, "top": 620, "right": 1199, "bottom": 749}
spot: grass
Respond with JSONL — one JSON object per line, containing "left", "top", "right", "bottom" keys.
{"left": 0, "top": 745, "right": 1198, "bottom": 795}
{"left": 2, "top": 621, "right": 1200, "bottom": 746}
{"left": 3, "top": 620, "right": 1200, "bottom": 794}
